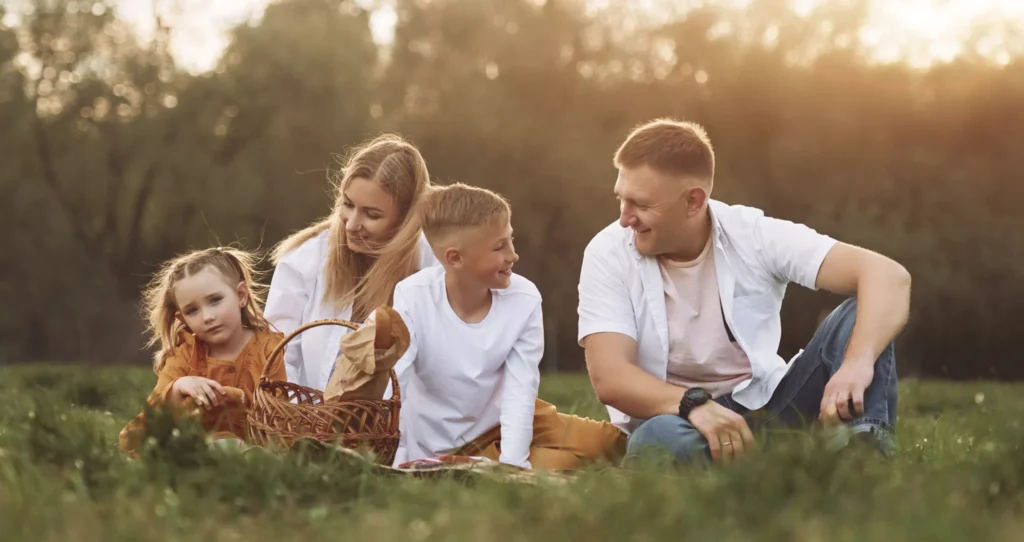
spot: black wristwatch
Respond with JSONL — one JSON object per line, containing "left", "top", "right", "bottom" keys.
{"left": 678, "top": 387, "right": 712, "bottom": 420}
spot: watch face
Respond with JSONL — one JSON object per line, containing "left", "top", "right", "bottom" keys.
{"left": 686, "top": 388, "right": 711, "bottom": 403}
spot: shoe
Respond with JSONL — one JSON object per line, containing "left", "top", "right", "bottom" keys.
{"left": 825, "top": 424, "right": 893, "bottom": 457}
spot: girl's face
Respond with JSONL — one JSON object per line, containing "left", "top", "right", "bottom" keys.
{"left": 340, "top": 177, "right": 401, "bottom": 254}
{"left": 173, "top": 266, "right": 248, "bottom": 349}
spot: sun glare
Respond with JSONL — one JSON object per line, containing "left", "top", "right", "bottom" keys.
{"left": 863, "top": 0, "right": 1024, "bottom": 67}
{"left": 24, "top": 0, "right": 1024, "bottom": 72}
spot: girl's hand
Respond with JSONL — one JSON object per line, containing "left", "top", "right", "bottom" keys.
{"left": 172, "top": 376, "right": 227, "bottom": 410}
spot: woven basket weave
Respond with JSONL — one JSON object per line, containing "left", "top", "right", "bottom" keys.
{"left": 246, "top": 319, "right": 401, "bottom": 465}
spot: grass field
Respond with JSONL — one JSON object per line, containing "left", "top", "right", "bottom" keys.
{"left": 1, "top": 365, "right": 1023, "bottom": 541}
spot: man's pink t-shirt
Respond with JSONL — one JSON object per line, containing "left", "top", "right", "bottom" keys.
{"left": 658, "top": 236, "right": 753, "bottom": 398}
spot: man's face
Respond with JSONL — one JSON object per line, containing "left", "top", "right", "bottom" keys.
{"left": 614, "top": 165, "right": 705, "bottom": 257}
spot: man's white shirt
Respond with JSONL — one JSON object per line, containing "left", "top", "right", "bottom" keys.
{"left": 577, "top": 199, "right": 837, "bottom": 433}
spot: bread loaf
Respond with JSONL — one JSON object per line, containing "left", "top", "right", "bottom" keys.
{"left": 374, "top": 306, "right": 394, "bottom": 350}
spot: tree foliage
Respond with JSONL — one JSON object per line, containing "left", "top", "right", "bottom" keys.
{"left": 2, "top": 0, "right": 1021, "bottom": 379}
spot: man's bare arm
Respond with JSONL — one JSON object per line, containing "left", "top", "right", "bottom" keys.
{"left": 813, "top": 242, "right": 911, "bottom": 420}
{"left": 815, "top": 242, "right": 912, "bottom": 366}
{"left": 583, "top": 332, "right": 686, "bottom": 419}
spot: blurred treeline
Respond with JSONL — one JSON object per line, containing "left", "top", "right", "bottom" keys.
{"left": 1, "top": 0, "right": 1022, "bottom": 379}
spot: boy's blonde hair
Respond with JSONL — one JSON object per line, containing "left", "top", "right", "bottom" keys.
{"left": 614, "top": 118, "right": 715, "bottom": 184}
{"left": 421, "top": 183, "right": 511, "bottom": 248}
{"left": 141, "top": 247, "right": 271, "bottom": 373}
{"left": 271, "top": 134, "right": 431, "bottom": 321}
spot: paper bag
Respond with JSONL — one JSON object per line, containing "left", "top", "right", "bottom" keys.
{"left": 324, "top": 305, "right": 410, "bottom": 401}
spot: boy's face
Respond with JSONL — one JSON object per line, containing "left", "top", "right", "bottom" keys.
{"left": 447, "top": 217, "right": 518, "bottom": 290}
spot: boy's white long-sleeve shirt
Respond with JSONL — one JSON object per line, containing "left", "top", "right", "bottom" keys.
{"left": 391, "top": 266, "right": 543, "bottom": 468}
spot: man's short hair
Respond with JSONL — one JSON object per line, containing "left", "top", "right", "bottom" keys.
{"left": 421, "top": 182, "right": 511, "bottom": 247}
{"left": 613, "top": 118, "right": 715, "bottom": 182}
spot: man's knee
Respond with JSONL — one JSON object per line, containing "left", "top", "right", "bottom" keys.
{"left": 624, "top": 415, "right": 710, "bottom": 465}
{"left": 819, "top": 298, "right": 897, "bottom": 368}
{"left": 822, "top": 297, "right": 858, "bottom": 333}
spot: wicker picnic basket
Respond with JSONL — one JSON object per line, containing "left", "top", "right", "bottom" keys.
{"left": 246, "top": 319, "right": 401, "bottom": 465}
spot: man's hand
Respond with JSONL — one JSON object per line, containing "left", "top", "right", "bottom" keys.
{"left": 688, "top": 401, "right": 756, "bottom": 463}
{"left": 819, "top": 360, "right": 874, "bottom": 424}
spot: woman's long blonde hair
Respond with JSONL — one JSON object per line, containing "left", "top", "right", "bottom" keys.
{"left": 272, "top": 134, "right": 431, "bottom": 321}
{"left": 142, "top": 247, "right": 272, "bottom": 372}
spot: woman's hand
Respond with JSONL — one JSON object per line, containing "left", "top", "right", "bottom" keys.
{"left": 172, "top": 376, "right": 227, "bottom": 410}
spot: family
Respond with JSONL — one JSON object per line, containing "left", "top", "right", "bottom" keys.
{"left": 118, "top": 118, "right": 912, "bottom": 468}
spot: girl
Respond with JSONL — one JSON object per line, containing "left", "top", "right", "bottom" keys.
{"left": 118, "top": 247, "right": 286, "bottom": 456}
{"left": 265, "top": 134, "right": 439, "bottom": 392}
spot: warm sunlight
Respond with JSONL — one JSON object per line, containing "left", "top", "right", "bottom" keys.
{"left": 21, "top": 0, "right": 1021, "bottom": 72}
{"left": 114, "top": 0, "right": 395, "bottom": 73}
{"left": 862, "top": 0, "right": 1023, "bottom": 66}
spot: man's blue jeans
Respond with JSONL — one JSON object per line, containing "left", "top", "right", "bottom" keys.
{"left": 624, "top": 298, "right": 898, "bottom": 464}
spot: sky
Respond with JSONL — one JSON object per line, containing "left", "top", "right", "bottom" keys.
{"left": 115, "top": 0, "right": 396, "bottom": 73}
{"left": 5, "top": 0, "right": 1024, "bottom": 72}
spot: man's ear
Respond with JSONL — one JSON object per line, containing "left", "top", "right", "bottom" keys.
{"left": 684, "top": 185, "right": 709, "bottom": 216}
{"left": 236, "top": 281, "right": 250, "bottom": 308}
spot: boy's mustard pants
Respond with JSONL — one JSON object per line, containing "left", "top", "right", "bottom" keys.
{"left": 455, "top": 399, "right": 627, "bottom": 470}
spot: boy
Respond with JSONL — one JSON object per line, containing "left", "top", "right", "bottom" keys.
{"left": 391, "top": 183, "right": 625, "bottom": 469}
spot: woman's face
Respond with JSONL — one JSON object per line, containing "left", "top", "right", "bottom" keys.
{"left": 340, "top": 177, "right": 401, "bottom": 254}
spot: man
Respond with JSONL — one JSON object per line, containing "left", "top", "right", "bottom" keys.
{"left": 577, "top": 118, "right": 910, "bottom": 464}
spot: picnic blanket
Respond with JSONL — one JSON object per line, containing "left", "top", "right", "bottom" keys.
{"left": 228, "top": 437, "right": 575, "bottom": 485}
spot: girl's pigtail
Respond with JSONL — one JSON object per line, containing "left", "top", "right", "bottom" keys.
{"left": 215, "top": 247, "right": 271, "bottom": 332}
{"left": 140, "top": 257, "right": 186, "bottom": 374}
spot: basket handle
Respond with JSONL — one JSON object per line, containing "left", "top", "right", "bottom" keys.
{"left": 262, "top": 318, "right": 401, "bottom": 402}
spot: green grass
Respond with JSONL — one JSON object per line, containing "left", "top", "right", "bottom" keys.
{"left": 2, "top": 364, "right": 1023, "bottom": 541}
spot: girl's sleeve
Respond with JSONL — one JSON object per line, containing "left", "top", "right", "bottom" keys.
{"left": 262, "top": 331, "right": 289, "bottom": 383}
{"left": 150, "top": 349, "right": 194, "bottom": 404}
{"left": 118, "top": 346, "right": 194, "bottom": 455}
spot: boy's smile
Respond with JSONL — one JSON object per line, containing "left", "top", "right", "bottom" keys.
{"left": 456, "top": 218, "right": 518, "bottom": 290}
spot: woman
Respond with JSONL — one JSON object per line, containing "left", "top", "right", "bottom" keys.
{"left": 264, "top": 134, "right": 438, "bottom": 391}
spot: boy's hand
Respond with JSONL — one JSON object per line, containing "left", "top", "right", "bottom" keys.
{"left": 172, "top": 376, "right": 227, "bottom": 410}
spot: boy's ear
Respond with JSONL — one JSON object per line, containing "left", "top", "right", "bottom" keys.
{"left": 443, "top": 246, "right": 462, "bottom": 268}
{"left": 236, "top": 281, "right": 249, "bottom": 308}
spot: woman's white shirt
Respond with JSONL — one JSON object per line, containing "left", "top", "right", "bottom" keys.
{"left": 264, "top": 229, "right": 440, "bottom": 391}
